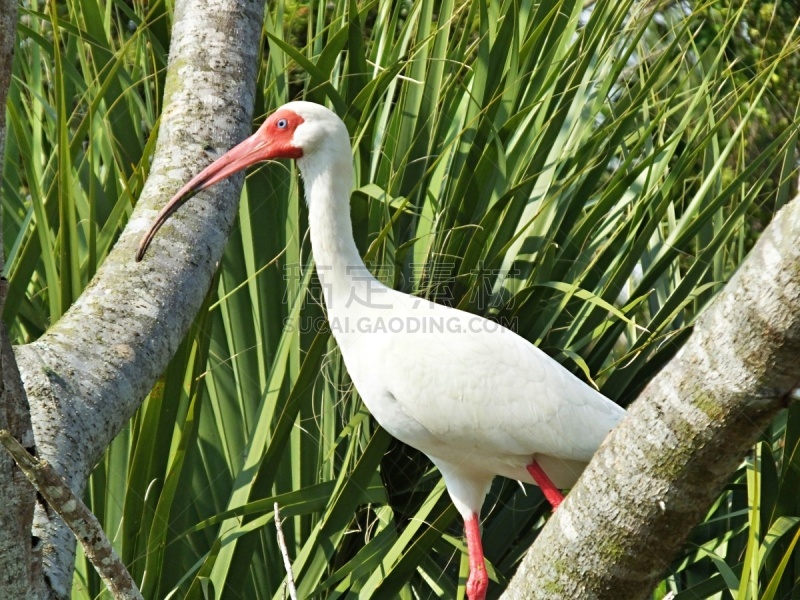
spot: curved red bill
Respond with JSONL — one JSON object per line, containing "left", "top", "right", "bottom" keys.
{"left": 135, "top": 109, "right": 303, "bottom": 262}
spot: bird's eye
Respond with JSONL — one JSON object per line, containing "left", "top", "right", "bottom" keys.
{"left": 276, "top": 118, "right": 288, "bottom": 129}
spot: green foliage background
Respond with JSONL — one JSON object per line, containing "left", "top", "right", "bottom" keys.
{"left": 3, "top": 0, "right": 800, "bottom": 598}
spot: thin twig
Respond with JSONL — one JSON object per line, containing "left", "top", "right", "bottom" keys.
{"left": 274, "top": 502, "right": 298, "bottom": 600}
{"left": 0, "top": 430, "right": 143, "bottom": 600}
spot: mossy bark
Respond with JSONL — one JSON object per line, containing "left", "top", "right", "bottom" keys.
{"left": 503, "top": 197, "right": 800, "bottom": 599}
{"left": 0, "top": 0, "right": 37, "bottom": 596}
{"left": 8, "top": 0, "right": 266, "bottom": 596}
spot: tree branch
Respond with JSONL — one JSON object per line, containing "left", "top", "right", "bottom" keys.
{"left": 0, "top": 0, "right": 38, "bottom": 595}
{"left": 0, "top": 430, "right": 142, "bottom": 600}
{"left": 11, "top": 0, "right": 266, "bottom": 595}
{"left": 0, "top": 317, "right": 36, "bottom": 596}
{"left": 503, "top": 196, "right": 800, "bottom": 598}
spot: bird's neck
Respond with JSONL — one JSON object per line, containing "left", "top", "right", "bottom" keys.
{"left": 303, "top": 154, "right": 381, "bottom": 316}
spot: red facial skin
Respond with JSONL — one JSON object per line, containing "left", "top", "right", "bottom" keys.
{"left": 135, "top": 109, "right": 304, "bottom": 261}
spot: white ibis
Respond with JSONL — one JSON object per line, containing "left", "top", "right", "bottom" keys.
{"left": 136, "top": 102, "right": 625, "bottom": 599}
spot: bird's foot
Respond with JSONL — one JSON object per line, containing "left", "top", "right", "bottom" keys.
{"left": 464, "top": 514, "right": 488, "bottom": 600}
{"left": 466, "top": 566, "right": 488, "bottom": 600}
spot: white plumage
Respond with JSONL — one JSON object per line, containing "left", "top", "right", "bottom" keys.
{"left": 137, "top": 101, "right": 626, "bottom": 600}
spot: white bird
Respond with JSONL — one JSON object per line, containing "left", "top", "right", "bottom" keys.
{"left": 137, "top": 101, "right": 625, "bottom": 600}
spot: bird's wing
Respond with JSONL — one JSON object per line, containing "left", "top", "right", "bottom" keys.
{"left": 373, "top": 293, "right": 624, "bottom": 465}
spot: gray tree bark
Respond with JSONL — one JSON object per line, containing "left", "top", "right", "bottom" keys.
{"left": 0, "top": 0, "right": 37, "bottom": 597}
{"left": 502, "top": 196, "right": 800, "bottom": 598}
{"left": 2, "top": 0, "right": 266, "bottom": 596}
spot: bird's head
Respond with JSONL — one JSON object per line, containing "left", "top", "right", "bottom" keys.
{"left": 135, "top": 101, "right": 348, "bottom": 261}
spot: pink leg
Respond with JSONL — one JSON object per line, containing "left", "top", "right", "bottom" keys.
{"left": 464, "top": 513, "right": 488, "bottom": 600}
{"left": 526, "top": 460, "right": 564, "bottom": 509}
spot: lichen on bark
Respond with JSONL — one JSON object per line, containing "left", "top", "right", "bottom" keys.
{"left": 503, "top": 198, "right": 800, "bottom": 599}
{"left": 6, "top": 0, "right": 267, "bottom": 596}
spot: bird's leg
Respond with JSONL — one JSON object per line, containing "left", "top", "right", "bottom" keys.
{"left": 464, "top": 513, "right": 488, "bottom": 600}
{"left": 526, "top": 460, "right": 564, "bottom": 509}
